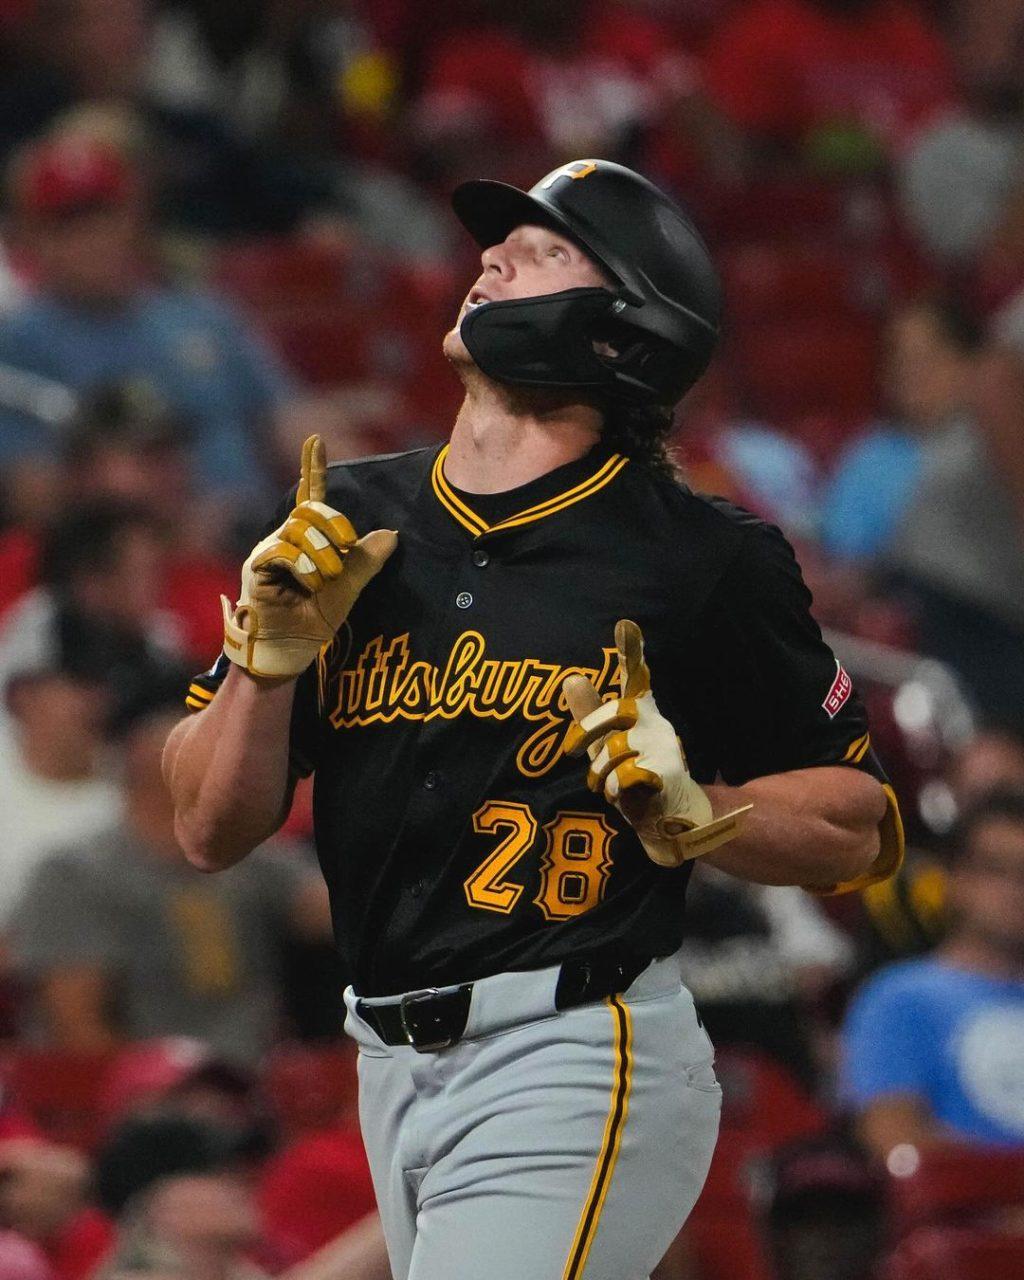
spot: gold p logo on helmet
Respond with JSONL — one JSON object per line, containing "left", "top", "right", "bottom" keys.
{"left": 538, "top": 160, "right": 598, "bottom": 190}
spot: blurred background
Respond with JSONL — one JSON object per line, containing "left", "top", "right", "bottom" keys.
{"left": 1, "top": 2, "right": 1024, "bottom": 1279}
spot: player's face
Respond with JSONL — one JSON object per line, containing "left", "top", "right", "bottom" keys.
{"left": 444, "top": 224, "right": 611, "bottom": 366}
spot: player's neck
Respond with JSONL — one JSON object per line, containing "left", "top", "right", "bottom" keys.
{"left": 445, "top": 383, "right": 603, "bottom": 494}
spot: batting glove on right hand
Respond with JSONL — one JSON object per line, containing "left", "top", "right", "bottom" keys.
{"left": 562, "top": 620, "right": 752, "bottom": 867}
{"left": 222, "top": 434, "right": 397, "bottom": 683}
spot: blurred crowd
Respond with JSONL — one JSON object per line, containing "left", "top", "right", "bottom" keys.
{"left": 2, "top": 2, "right": 1024, "bottom": 1279}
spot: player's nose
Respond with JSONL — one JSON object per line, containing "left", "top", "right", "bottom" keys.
{"left": 480, "top": 242, "right": 515, "bottom": 280}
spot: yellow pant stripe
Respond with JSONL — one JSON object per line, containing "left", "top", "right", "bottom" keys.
{"left": 562, "top": 995, "right": 633, "bottom": 1280}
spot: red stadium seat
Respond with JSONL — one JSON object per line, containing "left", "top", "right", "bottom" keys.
{"left": 887, "top": 1145, "right": 1024, "bottom": 1234}
{"left": 213, "top": 239, "right": 355, "bottom": 310}
{"left": 260, "top": 1042, "right": 359, "bottom": 1140}
{"left": 5, "top": 1050, "right": 118, "bottom": 1151}
{"left": 721, "top": 242, "right": 874, "bottom": 328}
{"left": 706, "top": 181, "right": 846, "bottom": 246}
{"left": 885, "top": 1228, "right": 1024, "bottom": 1280}
{"left": 216, "top": 236, "right": 464, "bottom": 430}
{"left": 733, "top": 320, "right": 879, "bottom": 425}
{"left": 687, "top": 1050, "right": 828, "bottom": 1280}
{"left": 714, "top": 1048, "right": 829, "bottom": 1145}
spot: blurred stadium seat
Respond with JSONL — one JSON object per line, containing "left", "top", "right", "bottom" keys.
{"left": 884, "top": 1228, "right": 1024, "bottom": 1280}
{"left": 687, "top": 1049, "right": 828, "bottom": 1280}
{"left": 214, "top": 239, "right": 463, "bottom": 431}
{"left": 260, "top": 1042, "right": 359, "bottom": 1139}
{"left": 887, "top": 1145, "right": 1024, "bottom": 1233}
{"left": 5, "top": 1050, "right": 118, "bottom": 1151}
{"left": 733, "top": 319, "right": 879, "bottom": 428}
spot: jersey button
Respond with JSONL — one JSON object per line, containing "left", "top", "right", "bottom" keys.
{"left": 410, "top": 881, "right": 424, "bottom": 898}
{"left": 423, "top": 771, "right": 442, "bottom": 790}
{"left": 456, "top": 591, "right": 473, "bottom": 609}
{"left": 472, "top": 549, "right": 490, "bottom": 568}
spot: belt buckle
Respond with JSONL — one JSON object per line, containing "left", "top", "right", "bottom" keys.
{"left": 399, "top": 988, "right": 456, "bottom": 1052}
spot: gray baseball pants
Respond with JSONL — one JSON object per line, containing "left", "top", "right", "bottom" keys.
{"left": 343, "top": 955, "right": 722, "bottom": 1280}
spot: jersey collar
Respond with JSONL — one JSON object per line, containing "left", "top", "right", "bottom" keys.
{"left": 430, "top": 443, "right": 628, "bottom": 539}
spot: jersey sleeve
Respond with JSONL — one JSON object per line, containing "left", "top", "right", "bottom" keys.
{"left": 687, "top": 510, "right": 904, "bottom": 893}
{"left": 183, "top": 489, "right": 322, "bottom": 779}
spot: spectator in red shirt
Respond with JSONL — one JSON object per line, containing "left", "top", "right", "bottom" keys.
{"left": 704, "top": 0, "right": 955, "bottom": 171}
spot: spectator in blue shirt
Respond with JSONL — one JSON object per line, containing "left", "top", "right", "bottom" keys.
{"left": 0, "top": 129, "right": 301, "bottom": 507}
{"left": 821, "top": 297, "right": 982, "bottom": 561}
{"left": 842, "top": 789, "right": 1024, "bottom": 1156}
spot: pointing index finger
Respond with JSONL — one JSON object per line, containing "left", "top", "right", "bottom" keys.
{"left": 297, "top": 434, "right": 327, "bottom": 506}
{"left": 615, "top": 619, "right": 651, "bottom": 698}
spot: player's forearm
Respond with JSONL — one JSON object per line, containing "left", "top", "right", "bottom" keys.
{"left": 701, "top": 766, "right": 887, "bottom": 887}
{"left": 163, "top": 665, "right": 296, "bottom": 871}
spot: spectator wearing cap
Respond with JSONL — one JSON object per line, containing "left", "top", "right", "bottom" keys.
{"left": 842, "top": 790, "right": 1024, "bottom": 1157}
{"left": 0, "top": 0, "right": 343, "bottom": 236}
{"left": 9, "top": 708, "right": 330, "bottom": 1063}
{"left": 0, "top": 127, "right": 302, "bottom": 506}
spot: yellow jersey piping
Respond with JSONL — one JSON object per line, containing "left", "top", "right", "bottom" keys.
{"left": 431, "top": 445, "right": 628, "bottom": 539}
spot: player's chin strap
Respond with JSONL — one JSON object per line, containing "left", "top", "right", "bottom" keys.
{"left": 563, "top": 620, "right": 752, "bottom": 869}
{"left": 460, "top": 287, "right": 622, "bottom": 393}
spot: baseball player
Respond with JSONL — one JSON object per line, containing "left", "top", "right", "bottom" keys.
{"left": 164, "top": 160, "right": 903, "bottom": 1280}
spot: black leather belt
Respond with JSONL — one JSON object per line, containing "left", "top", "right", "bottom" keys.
{"left": 356, "top": 955, "right": 650, "bottom": 1053}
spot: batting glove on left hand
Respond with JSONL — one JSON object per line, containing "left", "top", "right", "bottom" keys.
{"left": 562, "top": 620, "right": 752, "bottom": 867}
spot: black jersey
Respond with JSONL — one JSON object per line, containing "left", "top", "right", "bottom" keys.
{"left": 187, "top": 441, "right": 901, "bottom": 996}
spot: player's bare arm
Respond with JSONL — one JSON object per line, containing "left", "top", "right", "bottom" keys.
{"left": 162, "top": 669, "right": 297, "bottom": 871}
{"left": 701, "top": 766, "right": 887, "bottom": 887}
{"left": 163, "top": 435, "right": 396, "bottom": 871}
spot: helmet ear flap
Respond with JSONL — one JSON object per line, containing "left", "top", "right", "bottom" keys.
{"left": 592, "top": 320, "right": 707, "bottom": 406}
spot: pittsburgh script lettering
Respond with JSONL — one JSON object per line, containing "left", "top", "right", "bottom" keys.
{"left": 320, "top": 631, "right": 619, "bottom": 777}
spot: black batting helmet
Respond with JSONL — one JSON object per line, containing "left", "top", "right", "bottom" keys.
{"left": 452, "top": 158, "right": 721, "bottom": 408}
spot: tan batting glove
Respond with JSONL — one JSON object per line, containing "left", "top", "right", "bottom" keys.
{"left": 222, "top": 434, "right": 398, "bottom": 683}
{"left": 562, "top": 620, "right": 752, "bottom": 867}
